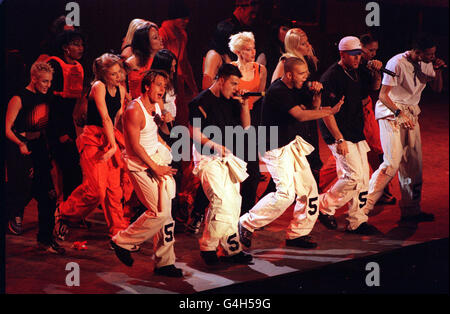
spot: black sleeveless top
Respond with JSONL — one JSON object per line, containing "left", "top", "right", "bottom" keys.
{"left": 86, "top": 85, "right": 121, "bottom": 127}
{"left": 14, "top": 88, "right": 50, "bottom": 133}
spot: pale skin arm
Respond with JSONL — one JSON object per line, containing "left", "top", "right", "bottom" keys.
{"left": 202, "top": 51, "right": 222, "bottom": 90}
{"left": 114, "top": 85, "right": 126, "bottom": 128}
{"left": 124, "top": 102, "right": 177, "bottom": 178}
{"left": 256, "top": 53, "right": 267, "bottom": 66}
{"left": 271, "top": 60, "right": 284, "bottom": 83}
{"left": 366, "top": 59, "right": 383, "bottom": 90}
{"left": 253, "top": 64, "right": 267, "bottom": 103}
{"left": 288, "top": 95, "right": 344, "bottom": 122}
{"left": 91, "top": 81, "right": 118, "bottom": 161}
{"left": 189, "top": 124, "right": 230, "bottom": 157}
{"left": 5, "top": 96, "right": 31, "bottom": 155}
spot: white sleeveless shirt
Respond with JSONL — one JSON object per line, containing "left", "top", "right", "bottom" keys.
{"left": 135, "top": 97, "right": 161, "bottom": 157}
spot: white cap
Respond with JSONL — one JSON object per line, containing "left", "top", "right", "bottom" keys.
{"left": 338, "top": 36, "right": 362, "bottom": 53}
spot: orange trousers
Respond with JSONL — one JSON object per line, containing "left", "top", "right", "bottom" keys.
{"left": 58, "top": 126, "right": 128, "bottom": 237}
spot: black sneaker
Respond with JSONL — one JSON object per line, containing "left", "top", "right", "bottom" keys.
{"left": 110, "top": 240, "right": 134, "bottom": 267}
{"left": 38, "top": 238, "right": 66, "bottom": 255}
{"left": 154, "top": 264, "right": 183, "bottom": 277}
{"left": 8, "top": 216, "right": 23, "bottom": 235}
{"left": 238, "top": 222, "right": 253, "bottom": 248}
{"left": 400, "top": 212, "right": 435, "bottom": 223}
{"left": 109, "top": 242, "right": 140, "bottom": 253}
{"left": 376, "top": 193, "right": 397, "bottom": 206}
{"left": 285, "top": 235, "right": 318, "bottom": 249}
{"left": 200, "top": 250, "right": 219, "bottom": 265}
{"left": 346, "top": 222, "right": 379, "bottom": 235}
{"left": 186, "top": 214, "right": 204, "bottom": 234}
{"left": 318, "top": 212, "right": 338, "bottom": 230}
{"left": 54, "top": 218, "right": 69, "bottom": 241}
{"left": 220, "top": 251, "right": 253, "bottom": 264}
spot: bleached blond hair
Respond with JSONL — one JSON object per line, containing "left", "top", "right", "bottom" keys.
{"left": 228, "top": 31, "right": 255, "bottom": 55}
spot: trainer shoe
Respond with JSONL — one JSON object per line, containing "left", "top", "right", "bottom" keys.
{"left": 154, "top": 264, "right": 183, "bottom": 277}
{"left": 220, "top": 251, "right": 253, "bottom": 264}
{"left": 376, "top": 192, "right": 397, "bottom": 206}
{"left": 200, "top": 250, "right": 219, "bottom": 265}
{"left": 186, "top": 213, "right": 204, "bottom": 234}
{"left": 346, "top": 222, "right": 379, "bottom": 235}
{"left": 400, "top": 212, "right": 435, "bottom": 223}
{"left": 109, "top": 242, "right": 140, "bottom": 252}
{"left": 54, "top": 218, "right": 69, "bottom": 241}
{"left": 110, "top": 240, "right": 134, "bottom": 267}
{"left": 8, "top": 216, "right": 23, "bottom": 235}
{"left": 238, "top": 222, "right": 253, "bottom": 248}
{"left": 318, "top": 212, "right": 338, "bottom": 230}
{"left": 285, "top": 235, "right": 318, "bottom": 249}
{"left": 38, "top": 238, "right": 66, "bottom": 255}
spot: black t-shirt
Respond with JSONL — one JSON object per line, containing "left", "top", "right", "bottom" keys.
{"left": 189, "top": 89, "right": 243, "bottom": 156}
{"left": 86, "top": 86, "right": 121, "bottom": 127}
{"left": 319, "top": 62, "right": 371, "bottom": 145}
{"left": 13, "top": 88, "right": 51, "bottom": 133}
{"left": 261, "top": 79, "right": 311, "bottom": 152}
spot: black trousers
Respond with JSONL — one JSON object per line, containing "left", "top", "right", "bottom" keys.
{"left": 6, "top": 137, "right": 57, "bottom": 243}
{"left": 50, "top": 139, "right": 82, "bottom": 200}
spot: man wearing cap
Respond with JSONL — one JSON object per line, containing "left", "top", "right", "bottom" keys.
{"left": 317, "top": 36, "right": 380, "bottom": 235}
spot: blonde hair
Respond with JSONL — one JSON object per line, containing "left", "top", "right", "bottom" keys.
{"left": 228, "top": 31, "right": 255, "bottom": 55}
{"left": 31, "top": 62, "right": 54, "bottom": 78}
{"left": 92, "top": 53, "right": 123, "bottom": 84}
{"left": 122, "top": 18, "right": 156, "bottom": 50}
{"left": 284, "top": 28, "right": 307, "bottom": 63}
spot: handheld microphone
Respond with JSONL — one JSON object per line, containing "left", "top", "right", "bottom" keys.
{"left": 306, "top": 81, "right": 323, "bottom": 93}
{"left": 242, "top": 91, "right": 265, "bottom": 97}
{"left": 368, "top": 60, "right": 397, "bottom": 77}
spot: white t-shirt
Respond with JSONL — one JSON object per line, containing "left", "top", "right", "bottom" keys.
{"left": 375, "top": 51, "right": 435, "bottom": 120}
{"left": 164, "top": 89, "right": 177, "bottom": 118}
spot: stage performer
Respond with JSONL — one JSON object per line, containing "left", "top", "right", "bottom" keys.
{"left": 46, "top": 30, "right": 84, "bottom": 202}
{"left": 238, "top": 57, "right": 343, "bottom": 249}
{"left": 363, "top": 34, "right": 445, "bottom": 221}
{"left": 110, "top": 70, "right": 183, "bottom": 277}
{"left": 126, "top": 23, "right": 163, "bottom": 100}
{"left": 317, "top": 36, "right": 380, "bottom": 234}
{"left": 189, "top": 63, "right": 253, "bottom": 266}
{"left": 5, "top": 61, "right": 65, "bottom": 254}
{"left": 318, "top": 34, "right": 397, "bottom": 206}
{"left": 54, "top": 53, "right": 128, "bottom": 241}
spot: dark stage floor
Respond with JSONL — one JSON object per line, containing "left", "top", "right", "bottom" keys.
{"left": 4, "top": 92, "right": 449, "bottom": 294}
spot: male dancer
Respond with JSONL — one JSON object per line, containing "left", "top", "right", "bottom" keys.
{"left": 239, "top": 57, "right": 343, "bottom": 249}
{"left": 364, "top": 34, "right": 446, "bottom": 220}
{"left": 110, "top": 70, "right": 183, "bottom": 277}
{"left": 189, "top": 63, "right": 253, "bottom": 265}
{"left": 318, "top": 36, "right": 380, "bottom": 234}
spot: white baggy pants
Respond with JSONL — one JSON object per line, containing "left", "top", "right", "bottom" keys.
{"left": 193, "top": 148, "right": 248, "bottom": 256}
{"left": 112, "top": 144, "right": 176, "bottom": 268}
{"left": 365, "top": 109, "right": 422, "bottom": 217}
{"left": 319, "top": 140, "right": 370, "bottom": 230}
{"left": 240, "top": 136, "right": 319, "bottom": 239}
